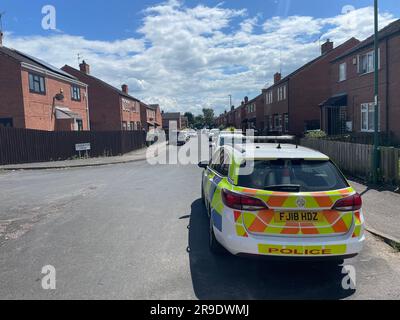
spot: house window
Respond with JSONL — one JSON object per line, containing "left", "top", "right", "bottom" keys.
{"left": 339, "top": 62, "right": 347, "bottom": 82}
{"left": 361, "top": 103, "right": 380, "bottom": 132}
{"left": 28, "top": 73, "right": 46, "bottom": 94}
{"left": 284, "top": 113, "right": 289, "bottom": 132}
{"left": 358, "top": 49, "right": 380, "bottom": 74}
{"left": 130, "top": 122, "right": 135, "bottom": 131}
{"left": 274, "top": 114, "right": 282, "bottom": 130}
{"left": 266, "top": 91, "right": 273, "bottom": 104}
{"left": 71, "top": 85, "right": 81, "bottom": 101}
{"left": 122, "top": 121, "right": 127, "bottom": 131}
{"left": 277, "top": 85, "right": 287, "bottom": 101}
{"left": 76, "top": 119, "right": 83, "bottom": 131}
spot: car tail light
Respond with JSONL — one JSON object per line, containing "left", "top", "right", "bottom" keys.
{"left": 222, "top": 189, "right": 267, "bottom": 211}
{"left": 332, "top": 193, "right": 362, "bottom": 211}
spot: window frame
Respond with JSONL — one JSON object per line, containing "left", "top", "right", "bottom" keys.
{"left": 339, "top": 62, "right": 347, "bottom": 82}
{"left": 361, "top": 102, "right": 380, "bottom": 132}
{"left": 76, "top": 119, "right": 83, "bottom": 131}
{"left": 71, "top": 85, "right": 81, "bottom": 101}
{"left": 28, "top": 73, "right": 46, "bottom": 95}
{"left": 358, "top": 49, "right": 380, "bottom": 75}
{"left": 284, "top": 113, "right": 289, "bottom": 132}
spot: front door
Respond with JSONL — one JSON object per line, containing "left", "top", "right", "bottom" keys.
{"left": 324, "top": 106, "right": 347, "bottom": 135}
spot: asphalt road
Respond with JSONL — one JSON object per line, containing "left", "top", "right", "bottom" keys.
{"left": 0, "top": 138, "right": 399, "bottom": 300}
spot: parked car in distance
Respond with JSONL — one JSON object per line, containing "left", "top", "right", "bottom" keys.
{"left": 169, "top": 130, "right": 189, "bottom": 146}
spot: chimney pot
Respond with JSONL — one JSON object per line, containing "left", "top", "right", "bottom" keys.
{"left": 274, "top": 72, "right": 282, "bottom": 84}
{"left": 79, "top": 60, "right": 90, "bottom": 74}
{"left": 244, "top": 96, "right": 249, "bottom": 103}
{"left": 122, "top": 84, "right": 128, "bottom": 94}
{"left": 321, "top": 39, "right": 334, "bottom": 55}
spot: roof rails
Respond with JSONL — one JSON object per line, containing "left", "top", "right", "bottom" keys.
{"left": 244, "top": 135, "right": 298, "bottom": 149}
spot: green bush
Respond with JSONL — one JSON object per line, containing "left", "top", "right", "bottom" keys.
{"left": 305, "top": 130, "right": 327, "bottom": 139}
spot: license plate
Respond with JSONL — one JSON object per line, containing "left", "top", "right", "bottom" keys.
{"left": 275, "top": 212, "right": 323, "bottom": 223}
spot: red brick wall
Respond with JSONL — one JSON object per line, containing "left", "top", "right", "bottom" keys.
{"left": 121, "top": 97, "right": 141, "bottom": 130}
{"left": 387, "top": 35, "right": 400, "bottom": 142}
{"left": 155, "top": 106, "right": 162, "bottom": 127}
{"left": 0, "top": 54, "right": 25, "bottom": 127}
{"left": 263, "top": 81, "right": 289, "bottom": 133}
{"left": 289, "top": 38, "right": 360, "bottom": 135}
{"left": 62, "top": 65, "right": 123, "bottom": 131}
{"left": 329, "top": 35, "right": 400, "bottom": 143}
{"left": 20, "top": 68, "right": 88, "bottom": 131}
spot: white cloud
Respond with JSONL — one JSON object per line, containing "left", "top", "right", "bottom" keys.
{"left": 3, "top": 1, "right": 397, "bottom": 115}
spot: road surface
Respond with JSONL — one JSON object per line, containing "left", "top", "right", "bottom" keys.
{"left": 0, "top": 138, "right": 399, "bottom": 299}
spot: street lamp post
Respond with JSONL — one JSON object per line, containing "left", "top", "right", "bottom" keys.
{"left": 372, "top": 0, "right": 380, "bottom": 184}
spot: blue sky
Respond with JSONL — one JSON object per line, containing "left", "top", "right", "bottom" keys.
{"left": 1, "top": 0, "right": 399, "bottom": 114}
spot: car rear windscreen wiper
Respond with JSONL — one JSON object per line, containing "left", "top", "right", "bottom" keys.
{"left": 263, "top": 184, "right": 301, "bottom": 192}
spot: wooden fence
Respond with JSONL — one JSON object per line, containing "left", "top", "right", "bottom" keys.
{"left": 301, "top": 138, "right": 400, "bottom": 185}
{"left": 0, "top": 127, "right": 146, "bottom": 165}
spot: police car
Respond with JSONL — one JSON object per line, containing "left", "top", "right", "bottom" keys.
{"left": 198, "top": 138, "right": 365, "bottom": 260}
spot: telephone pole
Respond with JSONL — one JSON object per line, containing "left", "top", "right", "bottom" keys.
{"left": 372, "top": 0, "right": 380, "bottom": 184}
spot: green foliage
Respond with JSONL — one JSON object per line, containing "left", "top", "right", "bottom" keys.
{"left": 225, "top": 126, "right": 237, "bottom": 132}
{"left": 184, "top": 112, "right": 195, "bottom": 127}
{"left": 202, "top": 108, "right": 215, "bottom": 128}
{"left": 305, "top": 130, "right": 327, "bottom": 139}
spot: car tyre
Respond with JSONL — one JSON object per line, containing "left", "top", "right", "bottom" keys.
{"left": 209, "top": 216, "right": 226, "bottom": 255}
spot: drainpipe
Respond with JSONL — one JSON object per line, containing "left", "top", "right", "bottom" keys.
{"left": 85, "top": 86, "right": 90, "bottom": 130}
{"left": 385, "top": 37, "right": 389, "bottom": 142}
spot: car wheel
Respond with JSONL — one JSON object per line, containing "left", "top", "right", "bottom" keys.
{"left": 209, "top": 216, "right": 226, "bottom": 255}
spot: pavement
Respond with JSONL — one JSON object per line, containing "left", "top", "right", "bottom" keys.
{"left": 0, "top": 141, "right": 167, "bottom": 171}
{"left": 349, "top": 180, "right": 400, "bottom": 246}
{"left": 0, "top": 138, "right": 399, "bottom": 299}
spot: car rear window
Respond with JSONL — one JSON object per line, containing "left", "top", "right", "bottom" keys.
{"left": 238, "top": 159, "right": 349, "bottom": 192}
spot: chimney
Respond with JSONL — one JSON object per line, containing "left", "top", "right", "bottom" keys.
{"left": 0, "top": 31, "right": 3, "bottom": 47}
{"left": 79, "top": 60, "right": 90, "bottom": 74}
{"left": 121, "top": 84, "right": 128, "bottom": 94}
{"left": 274, "top": 72, "right": 282, "bottom": 84}
{"left": 231, "top": 105, "right": 234, "bottom": 111}
{"left": 321, "top": 39, "right": 334, "bottom": 55}
{"left": 244, "top": 96, "right": 249, "bottom": 104}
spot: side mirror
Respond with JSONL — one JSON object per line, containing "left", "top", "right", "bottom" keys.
{"left": 198, "top": 161, "right": 208, "bottom": 169}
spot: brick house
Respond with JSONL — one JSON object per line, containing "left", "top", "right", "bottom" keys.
{"left": 62, "top": 62, "right": 141, "bottom": 131}
{"left": 0, "top": 44, "right": 89, "bottom": 131}
{"left": 140, "top": 103, "right": 162, "bottom": 132}
{"left": 321, "top": 20, "right": 400, "bottom": 143}
{"left": 263, "top": 38, "right": 360, "bottom": 136}
{"left": 162, "top": 112, "right": 181, "bottom": 130}
{"left": 180, "top": 115, "right": 189, "bottom": 129}
{"left": 241, "top": 94, "right": 265, "bottom": 132}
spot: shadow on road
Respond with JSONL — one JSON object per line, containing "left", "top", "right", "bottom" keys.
{"left": 188, "top": 199, "right": 355, "bottom": 300}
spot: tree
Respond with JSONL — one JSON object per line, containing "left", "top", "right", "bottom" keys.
{"left": 193, "top": 115, "right": 205, "bottom": 129}
{"left": 202, "top": 108, "right": 215, "bottom": 128}
{"left": 184, "top": 112, "right": 195, "bottom": 127}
